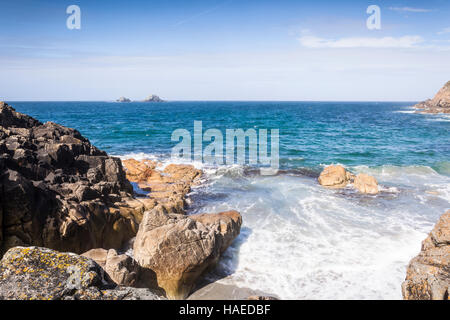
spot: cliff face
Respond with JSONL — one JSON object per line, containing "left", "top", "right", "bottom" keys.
{"left": 402, "top": 211, "right": 450, "bottom": 300}
{"left": 414, "top": 81, "right": 450, "bottom": 114}
{"left": 0, "top": 102, "right": 147, "bottom": 256}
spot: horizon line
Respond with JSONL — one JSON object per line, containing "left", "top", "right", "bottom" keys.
{"left": 3, "top": 99, "right": 419, "bottom": 103}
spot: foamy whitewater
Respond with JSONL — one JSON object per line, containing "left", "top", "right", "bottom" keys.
{"left": 189, "top": 164, "right": 449, "bottom": 300}
{"left": 11, "top": 101, "right": 450, "bottom": 299}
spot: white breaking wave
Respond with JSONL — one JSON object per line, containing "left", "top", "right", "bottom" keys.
{"left": 118, "top": 152, "right": 450, "bottom": 299}
{"left": 194, "top": 165, "right": 449, "bottom": 300}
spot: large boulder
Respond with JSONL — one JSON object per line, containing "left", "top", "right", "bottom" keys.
{"left": 0, "top": 103, "right": 150, "bottom": 256}
{"left": 353, "top": 173, "right": 379, "bottom": 194}
{"left": 414, "top": 81, "right": 450, "bottom": 114}
{"left": 133, "top": 206, "right": 242, "bottom": 300}
{"left": 318, "top": 165, "right": 353, "bottom": 188}
{"left": 318, "top": 165, "right": 379, "bottom": 194}
{"left": 0, "top": 246, "right": 163, "bottom": 300}
{"left": 402, "top": 211, "right": 450, "bottom": 300}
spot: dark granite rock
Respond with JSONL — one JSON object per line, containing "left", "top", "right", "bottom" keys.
{"left": 0, "top": 102, "right": 140, "bottom": 256}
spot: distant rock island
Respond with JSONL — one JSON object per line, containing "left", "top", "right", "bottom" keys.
{"left": 116, "top": 97, "right": 131, "bottom": 103}
{"left": 143, "top": 95, "right": 165, "bottom": 103}
{"left": 115, "top": 95, "right": 165, "bottom": 103}
{"left": 414, "top": 81, "right": 450, "bottom": 114}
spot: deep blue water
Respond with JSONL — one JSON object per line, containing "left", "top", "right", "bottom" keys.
{"left": 8, "top": 101, "right": 450, "bottom": 174}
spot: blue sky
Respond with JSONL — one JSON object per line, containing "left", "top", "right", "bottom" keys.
{"left": 1, "top": 0, "right": 450, "bottom": 101}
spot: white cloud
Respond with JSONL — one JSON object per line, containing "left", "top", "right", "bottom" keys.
{"left": 437, "top": 27, "right": 450, "bottom": 35}
{"left": 298, "top": 35, "right": 424, "bottom": 49}
{"left": 388, "top": 7, "right": 433, "bottom": 13}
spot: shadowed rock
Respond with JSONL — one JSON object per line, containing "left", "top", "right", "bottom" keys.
{"left": 82, "top": 248, "right": 140, "bottom": 287}
{"left": 0, "top": 102, "right": 151, "bottom": 256}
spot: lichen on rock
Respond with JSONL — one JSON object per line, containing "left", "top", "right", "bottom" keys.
{"left": 0, "top": 246, "right": 163, "bottom": 300}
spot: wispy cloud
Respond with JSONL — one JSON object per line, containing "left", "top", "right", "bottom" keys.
{"left": 437, "top": 27, "right": 450, "bottom": 35}
{"left": 388, "top": 7, "right": 433, "bottom": 13}
{"left": 173, "top": 0, "right": 233, "bottom": 27}
{"left": 298, "top": 35, "right": 424, "bottom": 49}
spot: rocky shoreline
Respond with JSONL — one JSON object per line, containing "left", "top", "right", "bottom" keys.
{"left": 413, "top": 81, "right": 450, "bottom": 114}
{"left": 0, "top": 101, "right": 448, "bottom": 300}
{"left": 0, "top": 102, "right": 242, "bottom": 300}
{"left": 402, "top": 211, "right": 449, "bottom": 300}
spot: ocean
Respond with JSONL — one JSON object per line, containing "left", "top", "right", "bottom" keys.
{"left": 9, "top": 101, "right": 450, "bottom": 299}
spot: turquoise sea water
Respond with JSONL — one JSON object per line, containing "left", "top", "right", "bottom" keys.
{"left": 11, "top": 101, "right": 450, "bottom": 171}
{"left": 9, "top": 101, "right": 450, "bottom": 299}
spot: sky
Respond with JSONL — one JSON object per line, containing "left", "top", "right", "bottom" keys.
{"left": 0, "top": 0, "right": 450, "bottom": 101}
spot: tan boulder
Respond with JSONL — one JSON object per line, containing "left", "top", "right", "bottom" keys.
{"left": 133, "top": 206, "right": 242, "bottom": 300}
{"left": 353, "top": 173, "right": 379, "bottom": 194}
{"left": 318, "top": 165, "right": 353, "bottom": 188}
{"left": 402, "top": 211, "right": 450, "bottom": 300}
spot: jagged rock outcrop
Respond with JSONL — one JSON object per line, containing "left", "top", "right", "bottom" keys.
{"left": 122, "top": 159, "right": 202, "bottom": 213}
{"left": 0, "top": 246, "right": 164, "bottom": 300}
{"left": 414, "top": 81, "right": 450, "bottom": 114}
{"left": 133, "top": 206, "right": 242, "bottom": 300}
{"left": 318, "top": 165, "right": 379, "bottom": 194}
{"left": 402, "top": 211, "right": 450, "bottom": 300}
{"left": 143, "top": 95, "right": 164, "bottom": 103}
{"left": 116, "top": 97, "right": 131, "bottom": 103}
{"left": 0, "top": 102, "right": 150, "bottom": 256}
